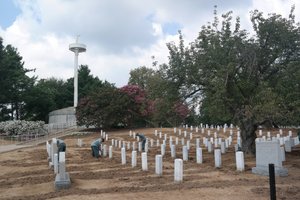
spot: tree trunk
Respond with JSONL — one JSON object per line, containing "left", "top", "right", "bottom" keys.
{"left": 239, "top": 117, "right": 257, "bottom": 155}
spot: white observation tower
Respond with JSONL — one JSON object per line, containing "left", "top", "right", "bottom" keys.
{"left": 69, "top": 36, "right": 86, "bottom": 108}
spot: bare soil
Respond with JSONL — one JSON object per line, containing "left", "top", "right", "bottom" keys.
{"left": 0, "top": 127, "right": 299, "bottom": 200}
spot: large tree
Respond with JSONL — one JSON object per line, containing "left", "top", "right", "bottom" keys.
{"left": 24, "top": 78, "right": 70, "bottom": 122}
{"left": 164, "top": 7, "right": 300, "bottom": 154}
{"left": 76, "top": 82, "right": 131, "bottom": 128}
{"left": 0, "top": 38, "right": 35, "bottom": 120}
{"left": 128, "top": 66, "right": 191, "bottom": 127}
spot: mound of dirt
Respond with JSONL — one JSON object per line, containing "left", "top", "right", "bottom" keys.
{"left": 0, "top": 127, "right": 299, "bottom": 200}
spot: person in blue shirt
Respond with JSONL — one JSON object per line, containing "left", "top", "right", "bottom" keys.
{"left": 91, "top": 138, "right": 104, "bottom": 159}
{"left": 136, "top": 133, "right": 146, "bottom": 152}
{"left": 56, "top": 139, "right": 66, "bottom": 160}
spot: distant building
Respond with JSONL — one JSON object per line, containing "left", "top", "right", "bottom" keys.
{"left": 48, "top": 107, "right": 76, "bottom": 126}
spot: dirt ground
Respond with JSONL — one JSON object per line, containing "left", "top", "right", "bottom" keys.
{"left": 0, "top": 127, "right": 299, "bottom": 200}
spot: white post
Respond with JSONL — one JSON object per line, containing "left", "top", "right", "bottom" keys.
{"left": 54, "top": 153, "right": 58, "bottom": 174}
{"left": 174, "top": 159, "right": 183, "bottom": 182}
{"left": 171, "top": 144, "right": 176, "bottom": 158}
{"left": 169, "top": 136, "right": 173, "bottom": 147}
{"left": 181, "top": 138, "right": 185, "bottom": 146}
{"left": 161, "top": 144, "right": 165, "bottom": 157}
{"left": 142, "top": 152, "right": 148, "bottom": 171}
{"left": 235, "top": 151, "right": 244, "bottom": 171}
{"left": 182, "top": 146, "right": 188, "bottom": 161}
{"left": 208, "top": 141, "right": 212, "bottom": 153}
{"left": 214, "top": 149, "right": 222, "bottom": 168}
{"left": 186, "top": 140, "right": 190, "bottom": 150}
{"left": 103, "top": 144, "right": 107, "bottom": 157}
{"left": 121, "top": 147, "right": 126, "bottom": 165}
{"left": 131, "top": 151, "right": 137, "bottom": 167}
{"left": 155, "top": 155, "right": 163, "bottom": 176}
{"left": 73, "top": 51, "right": 79, "bottom": 107}
{"left": 109, "top": 146, "right": 113, "bottom": 159}
{"left": 280, "top": 146, "right": 285, "bottom": 162}
{"left": 221, "top": 142, "right": 226, "bottom": 154}
{"left": 132, "top": 142, "right": 136, "bottom": 151}
{"left": 58, "top": 152, "right": 66, "bottom": 179}
{"left": 127, "top": 142, "right": 130, "bottom": 150}
{"left": 51, "top": 138, "right": 57, "bottom": 164}
{"left": 196, "top": 147, "right": 203, "bottom": 164}
{"left": 196, "top": 138, "right": 200, "bottom": 149}
{"left": 138, "top": 142, "right": 142, "bottom": 152}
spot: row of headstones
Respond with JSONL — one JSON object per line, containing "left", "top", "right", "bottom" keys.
{"left": 107, "top": 135, "right": 233, "bottom": 156}
{"left": 76, "top": 130, "right": 108, "bottom": 147}
{"left": 98, "top": 130, "right": 245, "bottom": 171}
{"left": 118, "top": 147, "right": 245, "bottom": 182}
{"left": 46, "top": 138, "right": 71, "bottom": 190}
{"left": 256, "top": 132, "right": 300, "bottom": 152}
{"left": 127, "top": 130, "right": 238, "bottom": 155}
{"left": 180, "top": 123, "right": 235, "bottom": 132}
{"left": 180, "top": 124, "right": 296, "bottom": 137}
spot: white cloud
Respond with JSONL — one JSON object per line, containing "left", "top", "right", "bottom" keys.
{"left": 1, "top": 0, "right": 299, "bottom": 87}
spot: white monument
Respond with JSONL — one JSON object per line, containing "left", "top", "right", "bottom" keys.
{"left": 69, "top": 36, "right": 86, "bottom": 108}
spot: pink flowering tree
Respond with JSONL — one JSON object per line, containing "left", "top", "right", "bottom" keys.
{"left": 119, "top": 85, "right": 153, "bottom": 126}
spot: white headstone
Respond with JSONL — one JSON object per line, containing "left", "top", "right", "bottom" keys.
{"left": 155, "top": 155, "right": 163, "bottom": 176}
{"left": 109, "top": 146, "right": 113, "bottom": 159}
{"left": 142, "top": 152, "right": 148, "bottom": 171}
{"left": 102, "top": 144, "right": 107, "bottom": 157}
{"left": 182, "top": 146, "right": 188, "bottom": 161}
{"left": 171, "top": 144, "right": 176, "bottom": 158}
{"left": 54, "top": 153, "right": 58, "bottom": 174}
{"left": 196, "top": 147, "right": 203, "bottom": 164}
{"left": 214, "top": 149, "right": 222, "bottom": 168}
{"left": 252, "top": 140, "right": 288, "bottom": 176}
{"left": 161, "top": 144, "right": 165, "bottom": 157}
{"left": 236, "top": 151, "right": 244, "bottom": 171}
{"left": 131, "top": 151, "right": 137, "bottom": 167}
{"left": 174, "top": 159, "right": 183, "bottom": 182}
{"left": 121, "top": 147, "right": 126, "bottom": 165}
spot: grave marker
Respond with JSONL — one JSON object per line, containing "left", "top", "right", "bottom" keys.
{"left": 54, "top": 152, "right": 71, "bottom": 190}
{"left": 252, "top": 140, "right": 288, "bottom": 176}
{"left": 174, "top": 159, "right": 183, "bottom": 182}
{"left": 142, "top": 152, "right": 148, "bottom": 171}
{"left": 236, "top": 151, "right": 244, "bottom": 171}
{"left": 155, "top": 155, "right": 163, "bottom": 176}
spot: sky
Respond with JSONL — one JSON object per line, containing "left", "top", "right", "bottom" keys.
{"left": 0, "top": 0, "right": 299, "bottom": 87}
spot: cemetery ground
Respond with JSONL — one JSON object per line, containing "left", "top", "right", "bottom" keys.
{"left": 0, "top": 128, "right": 300, "bottom": 200}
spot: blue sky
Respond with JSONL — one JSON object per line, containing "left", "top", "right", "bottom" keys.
{"left": 0, "top": 0, "right": 20, "bottom": 28}
{"left": 0, "top": 0, "right": 299, "bottom": 87}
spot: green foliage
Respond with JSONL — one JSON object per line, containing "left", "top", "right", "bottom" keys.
{"left": 162, "top": 7, "right": 300, "bottom": 153}
{"left": 0, "top": 38, "right": 36, "bottom": 120}
{"left": 24, "top": 78, "right": 70, "bottom": 122}
{"left": 76, "top": 82, "right": 131, "bottom": 128}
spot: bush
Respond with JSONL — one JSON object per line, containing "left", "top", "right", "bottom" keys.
{"left": 0, "top": 120, "right": 45, "bottom": 136}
